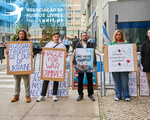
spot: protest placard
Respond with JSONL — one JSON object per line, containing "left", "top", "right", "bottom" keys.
{"left": 75, "top": 48, "right": 94, "bottom": 73}
{"left": 104, "top": 44, "right": 137, "bottom": 72}
{"left": 7, "top": 41, "right": 33, "bottom": 75}
{"left": 129, "top": 72, "right": 138, "bottom": 97}
{"left": 30, "top": 71, "right": 43, "bottom": 97}
{"left": 48, "top": 72, "right": 69, "bottom": 97}
{"left": 139, "top": 70, "right": 149, "bottom": 96}
{"left": 41, "top": 48, "right": 66, "bottom": 81}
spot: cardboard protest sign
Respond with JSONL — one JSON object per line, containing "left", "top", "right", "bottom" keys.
{"left": 30, "top": 71, "right": 69, "bottom": 98}
{"left": 41, "top": 48, "right": 66, "bottom": 81}
{"left": 139, "top": 70, "right": 149, "bottom": 96}
{"left": 48, "top": 72, "right": 69, "bottom": 97}
{"left": 30, "top": 71, "right": 44, "bottom": 97}
{"left": 75, "top": 48, "right": 94, "bottom": 73}
{"left": 128, "top": 72, "right": 138, "bottom": 97}
{"left": 104, "top": 44, "right": 137, "bottom": 72}
{"left": 7, "top": 41, "right": 33, "bottom": 75}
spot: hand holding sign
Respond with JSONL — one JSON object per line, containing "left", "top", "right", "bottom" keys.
{"left": 41, "top": 48, "right": 66, "bottom": 81}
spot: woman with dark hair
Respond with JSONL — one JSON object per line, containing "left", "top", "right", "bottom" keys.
{"left": 6, "top": 29, "right": 33, "bottom": 103}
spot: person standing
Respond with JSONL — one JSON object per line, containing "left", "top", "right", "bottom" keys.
{"left": 37, "top": 31, "right": 68, "bottom": 102}
{"left": 6, "top": 29, "right": 34, "bottom": 103}
{"left": 73, "top": 32, "right": 97, "bottom": 101}
{"left": 141, "top": 29, "right": 150, "bottom": 102}
{"left": 103, "top": 30, "right": 131, "bottom": 101}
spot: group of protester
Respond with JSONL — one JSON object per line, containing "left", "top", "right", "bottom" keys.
{"left": 5, "top": 28, "right": 150, "bottom": 103}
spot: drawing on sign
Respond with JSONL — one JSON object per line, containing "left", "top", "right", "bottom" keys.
{"left": 72, "top": 68, "right": 98, "bottom": 90}
{"left": 108, "top": 44, "right": 134, "bottom": 72}
{"left": 76, "top": 48, "right": 93, "bottom": 73}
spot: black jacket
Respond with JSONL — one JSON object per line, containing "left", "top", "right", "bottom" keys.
{"left": 141, "top": 40, "right": 150, "bottom": 72}
{"left": 73, "top": 41, "right": 97, "bottom": 66}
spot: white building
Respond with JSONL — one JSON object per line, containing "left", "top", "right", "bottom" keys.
{"left": 103, "top": 0, "right": 150, "bottom": 51}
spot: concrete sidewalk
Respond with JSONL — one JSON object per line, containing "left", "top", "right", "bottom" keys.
{"left": 0, "top": 84, "right": 100, "bottom": 120}
{"left": 99, "top": 90, "right": 150, "bottom": 120}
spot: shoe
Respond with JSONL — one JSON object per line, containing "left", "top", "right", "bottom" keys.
{"left": 11, "top": 96, "right": 19, "bottom": 102}
{"left": 114, "top": 97, "right": 119, "bottom": 101}
{"left": 125, "top": 98, "right": 130, "bottom": 101}
{"left": 77, "top": 94, "right": 83, "bottom": 101}
{"left": 26, "top": 96, "right": 31, "bottom": 103}
{"left": 36, "top": 96, "right": 45, "bottom": 102}
{"left": 52, "top": 95, "right": 58, "bottom": 102}
{"left": 148, "top": 99, "right": 150, "bottom": 102}
{"left": 88, "top": 95, "right": 95, "bottom": 101}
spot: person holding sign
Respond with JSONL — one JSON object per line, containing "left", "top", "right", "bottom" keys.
{"left": 37, "top": 31, "right": 68, "bottom": 102}
{"left": 73, "top": 32, "right": 97, "bottom": 101}
{"left": 141, "top": 29, "right": 150, "bottom": 102}
{"left": 103, "top": 30, "right": 132, "bottom": 101}
{"left": 6, "top": 29, "right": 34, "bottom": 103}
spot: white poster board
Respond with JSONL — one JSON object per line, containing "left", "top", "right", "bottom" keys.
{"left": 140, "top": 70, "right": 149, "bottom": 96}
{"left": 7, "top": 41, "right": 33, "bottom": 75}
{"left": 129, "top": 72, "right": 138, "bottom": 97}
{"left": 41, "top": 48, "right": 66, "bottom": 81}
{"left": 108, "top": 44, "right": 134, "bottom": 72}
{"left": 48, "top": 72, "right": 69, "bottom": 97}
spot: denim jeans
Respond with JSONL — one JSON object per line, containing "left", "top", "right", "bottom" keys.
{"left": 112, "top": 72, "right": 130, "bottom": 99}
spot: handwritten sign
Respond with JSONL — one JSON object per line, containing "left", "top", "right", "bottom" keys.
{"left": 129, "top": 72, "right": 137, "bottom": 97}
{"left": 140, "top": 70, "right": 149, "bottom": 96}
{"left": 48, "top": 72, "right": 69, "bottom": 97}
{"left": 104, "top": 44, "right": 137, "bottom": 72}
{"left": 75, "top": 48, "right": 93, "bottom": 73}
{"left": 30, "top": 72, "right": 44, "bottom": 97}
{"left": 30, "top": 71, "right": 69, "bottom": 97}
{"left": 7, "top": 41, "right": 33, "bottom": 75}
{"left": 41, "top": 48, "right": 66, "bottom": 81}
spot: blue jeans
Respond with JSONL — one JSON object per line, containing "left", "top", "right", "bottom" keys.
{"left": 112, "top": 72, "right": 130, "bottom": 99}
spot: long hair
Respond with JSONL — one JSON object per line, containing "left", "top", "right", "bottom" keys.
{"left": 17, "top": 29, "right": 28, "bottom": 40}
{"left": 113, "top": 30, "right": 126, "bottom": 43}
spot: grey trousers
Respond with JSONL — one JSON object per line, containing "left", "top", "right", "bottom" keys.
{"left": 14, "top": 74, "right": 30, "bottom": 97}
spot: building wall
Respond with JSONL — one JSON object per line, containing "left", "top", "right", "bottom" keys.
{"left": 0, "top": 0, "right": 15, "bottom": 43}
{"left": 103, "top": 0, "right": 150, "bottom": 41}
{"left": 66, "top": 0, "right": 86, "bottom": 38}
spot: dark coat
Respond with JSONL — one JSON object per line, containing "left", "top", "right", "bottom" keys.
{"left": 141, "top": 40, "right": 150, "bottom": 72}
{"left": 73, "top": 41, "right": 97, "bottom": 66}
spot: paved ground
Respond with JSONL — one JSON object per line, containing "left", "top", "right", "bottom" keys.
{"left": 99, "top": 90, "right": 150, "bottom": 120}
{"left": 0, "top": 68, "right": 100, "bottom": 120}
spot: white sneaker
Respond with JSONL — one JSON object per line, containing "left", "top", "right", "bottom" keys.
{"left": 114, "top": 97, "right": 119, "bottom": 101}
{"left": 36, "top": 96, "right": 45, "bottom": 102}
{"left": 125, "top": 98, "right": 130, "bottom": 101}
{"left": 52, "top": 95, "right": 58, "bottom": 102}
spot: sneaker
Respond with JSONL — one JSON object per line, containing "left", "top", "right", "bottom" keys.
{"left": 125, "top": 98, "right": 130, "bottom": 101}
{"left": 88, "top": 95, "right": 95, "bottom": 101}
{"left": 114, "top": 97, "right": 119, "bottom": 101}
{"left": 149, "top": 100, "right": 150, "bottom": 102}
{"left": 52, "top": 95, "right": 58, "bottom": 102}
{"left": 36, "top": 96, "right": 45, "bottom": 102}
{"left": 77, "top": 94, "right": 84, "bottom": 101}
